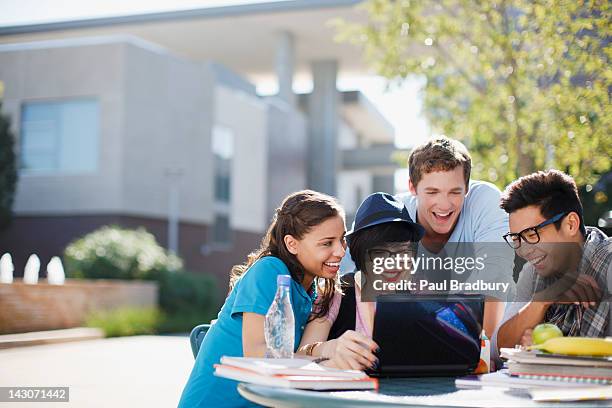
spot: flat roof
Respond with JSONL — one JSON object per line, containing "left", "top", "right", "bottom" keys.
{"left": 0, "top": 0, "right": 369, "bottom": 81}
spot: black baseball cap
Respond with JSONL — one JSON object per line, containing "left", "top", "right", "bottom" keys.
{"left": 346, "top": 192, "right": 425, "bottom": 241}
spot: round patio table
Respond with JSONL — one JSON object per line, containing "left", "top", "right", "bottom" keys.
{"left": 238, "top": 377, "right": 611, "bottom": 407}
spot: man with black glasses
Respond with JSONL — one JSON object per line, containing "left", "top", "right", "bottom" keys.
{"left": 494, "top": 170, "right": 611, "bottom": 351}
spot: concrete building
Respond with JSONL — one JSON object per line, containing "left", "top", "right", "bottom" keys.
{"left": 299, "top": 90, "right": 396, "bottom": 223}
{"left": 0, "top": 0, "right": 398, "bottom": 289}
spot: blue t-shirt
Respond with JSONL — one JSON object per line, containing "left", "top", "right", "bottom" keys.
{"left": 178, "top": 256, "right": 316, "bottom": 408}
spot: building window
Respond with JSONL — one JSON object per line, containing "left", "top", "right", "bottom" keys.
{"left": 20, "top": 98, "right": 99, "bottom": 173}
{"left": 209, "top": 125, "right": 234, "bottom": 249}
{"left": 212, "top": 125, "right": 233, "bottom": 203}
{"left": 212, "top": 214, "right": 231, "bottom": 246}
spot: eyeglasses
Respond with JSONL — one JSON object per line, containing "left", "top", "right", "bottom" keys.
{"left": 367, "top": 244, "right": 416, "bottom": 262}
{"left": 503, "top": 212, "right": 567, "bottom": 249}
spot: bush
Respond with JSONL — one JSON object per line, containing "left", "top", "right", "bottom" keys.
{"left": 154, "top": 270, "right": 218, "bottom": 333}
{"left": 85, "top": 307, "right": 163, "bottom": 337}
{"left": 64, "top": 226, "right": 183, "bottom": 280}
{"left": 65, "top": 225, "right": 219, "bottom": 334}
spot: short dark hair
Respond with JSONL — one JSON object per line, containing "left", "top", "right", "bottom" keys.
{"left": 349, "top": 222, "right": 420, "bottom": 272}
{"left": 408, "top": 136, "right": 471, "bottom": 189}
{"left": 500, "top": 169, "right": 586, "bottom": 235}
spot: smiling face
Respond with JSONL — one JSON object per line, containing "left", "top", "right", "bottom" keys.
{"left": 409, "top": 166, "right": 467, "bottom": 240}
{"left": 364, "top": 241, "right": 416, "bottom": 284}
{"left": 284, "top": 215, "right": 346, "bottom": 288}
{"left": 508, "top": 205, "right": 582, "bottom": 278}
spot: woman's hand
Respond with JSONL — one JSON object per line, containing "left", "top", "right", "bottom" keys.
{"left": 319, "top": 330, "right": 379, "bottom": 371}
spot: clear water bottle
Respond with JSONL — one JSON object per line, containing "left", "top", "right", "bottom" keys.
{"left": 264, "top": 274, "right": 295, "bottom": 358}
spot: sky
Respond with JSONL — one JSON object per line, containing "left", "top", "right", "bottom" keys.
{"left": 0, "top": 0, "right": 273, "bottom": 26}
{"left": 0, "top": 0, "right": 432, "bottom": 190}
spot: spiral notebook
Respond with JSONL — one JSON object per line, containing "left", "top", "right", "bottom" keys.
{"left": 516, "top": 374, "right": 611, "bottom": 385}
{"left": 456, "top": 370, "right": 611, "bottom": 389}
{"left": 508, "top": 361, "right": 612, "bottom": 384}
{"left": 500, "top": 348, "right": 612, "bottom": 368}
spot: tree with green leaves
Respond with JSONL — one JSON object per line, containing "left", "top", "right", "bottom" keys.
{"left": 0, "top": 100, "right": 17, "bottom": 229}
{"left": 336, "top": 0, "right": 611, "bottom": 187}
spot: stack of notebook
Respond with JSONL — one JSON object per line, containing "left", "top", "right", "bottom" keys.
{"left": 456, "top": 347, "right": 612, "bottom": 401}
{"left": 500, "top": 347, "right": 612, "bottom": 385}
{"left": 214, "top": 356, "right": 378, "bottom": 390}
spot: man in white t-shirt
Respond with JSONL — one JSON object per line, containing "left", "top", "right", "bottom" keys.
{"left": 342, "top": 137, "right": 515, "bottom": 337}
{"left": 398, "top": 137, "right": 514, "bottom": 337}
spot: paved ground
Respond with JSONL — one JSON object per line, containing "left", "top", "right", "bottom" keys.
{"left": 0, "top": 335, "right": 194, "bottom": 407}
{"left": 0, "top": 328, "right": 104, "bottom": 349}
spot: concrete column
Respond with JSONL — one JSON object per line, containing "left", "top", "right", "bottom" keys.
{"left": 275, "top": 31, "right": 296, "bottom": 106}
{"left": 308, "top": 60, "right": 339, "bottom": 195}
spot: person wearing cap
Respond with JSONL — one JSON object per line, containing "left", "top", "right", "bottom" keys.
{"left": 341, "top": 137, "right": 515, "bottom": 341}
{"left": 296, "top": 192, "right": 424, "bottom": 371}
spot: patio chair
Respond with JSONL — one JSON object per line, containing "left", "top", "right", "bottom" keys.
{"left": 189, "top": 323, "right": 211, "bottom": 358}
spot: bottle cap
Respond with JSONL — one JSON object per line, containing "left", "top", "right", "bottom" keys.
{"left": 277, "top": 274, "right": 291, "bottom": 286}
{"left": 481, "top": 329, "right": 489, "bottom": 340}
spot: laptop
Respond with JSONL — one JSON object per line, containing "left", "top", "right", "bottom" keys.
{"left": 367, "top": 294, "right": 485, "bottom": 377}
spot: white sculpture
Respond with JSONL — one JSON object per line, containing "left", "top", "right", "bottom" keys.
{"left": 46, "top": 256, "right": 65, "bottom": 285}
{"left": 0, "top": 253, "right": 14, "bottom": 283}
{"left": 23, "top": 254, "right": 40, "bottom": 284}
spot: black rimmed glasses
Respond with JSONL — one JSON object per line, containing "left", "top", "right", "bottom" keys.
{"left": 503, "top": 212, "right": 568, "bottom": 249}
{"left": 367, "top": 244, "right": 416, "bottom": 262}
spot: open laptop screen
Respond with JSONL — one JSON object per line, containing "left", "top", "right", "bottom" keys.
{"left": 370, "top": 294, "right": 484, "bottom": 377}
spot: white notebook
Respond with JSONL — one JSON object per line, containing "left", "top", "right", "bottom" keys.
{"left": 214, "top": 358, "right": 378, "bottom": 391}
{"left": 530, "top": 386, "right": 612, "bottom": 402}
{"left": 456, "top": 370, "right": 610, "bottom": 389}
{"left": 219, "top": 356, "right": 366, "bottom": 378}
{"left": 500, "top": 348, "right": 612, "bottom": 368}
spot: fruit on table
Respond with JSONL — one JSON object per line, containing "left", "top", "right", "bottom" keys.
{"left": 532, "top": 323, "right": 563, "bottom": 345}
{"left": 528, "top": 337, "right": 612, "bottom": 357}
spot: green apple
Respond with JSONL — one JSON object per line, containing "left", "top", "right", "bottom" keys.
{"left": 532, "top": 323, "right": 563, "bottom": 345}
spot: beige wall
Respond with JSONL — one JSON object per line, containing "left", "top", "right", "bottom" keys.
{"left": 120, "top": 43, "right": 215, "bottom": 224}
{"left": 0, "top": 39, "right": 221, "bottom": 225}
{"left": 338, "top": 120, "right": 358, "bottom": 150}
{"left": 0, "top": 37, "right": 309, "bottom": 245}
{"left": 215, "top": 85, "right": 268, "bottom": 233}
{"left": 0, "top": 41, "right": 126, "bottom": 215}
{"left": 338, "top": 169, "right": 372, "bottom": 216}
